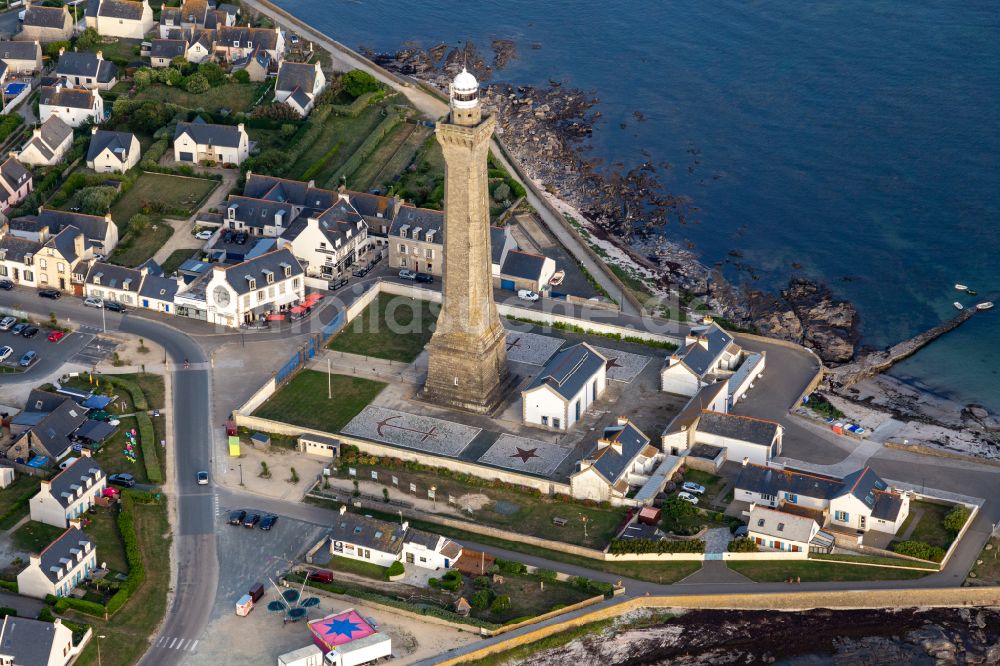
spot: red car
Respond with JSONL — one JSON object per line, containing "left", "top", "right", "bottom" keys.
{"left": 47, "top": 330, "right": 65, "bottom": 342}
{"left": 102, "top": 487, "right": 120, "bottom": 498}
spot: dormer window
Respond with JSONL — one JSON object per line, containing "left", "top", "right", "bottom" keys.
{"left": 94, "top": 272, "right": 102, "bottom": 285}
{"left": 123, "top": 278, "right": 132, "bottom": 290}
{"left": 281, "top": 262, "right": 291, "bottom": 278}
{"left": 228, "top": 206, "right": 236, "bottom": 219}
{"left": 233, "top": 40, "right": 239, "bottom": 47}
{"left": 246, "top": 275, "right": 256, "bottom": 290}
{"left": 264, "top": 270, "right": 274, "bottom": 284}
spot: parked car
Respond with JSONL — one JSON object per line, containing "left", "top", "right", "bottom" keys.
{"left": 549, "top": 270, "right": 565, "bottom": 287}
{"left": 196, "top": 470, "right": 209, "bottom": 485}
{"left": 47, "top": 330, "right": 65, "bottom": 342}
{"left": 10, "top": 323, "right": 28, "bottom": 335}
{"left": 21, "top": 326, "right": 38, "bottom": 338}
{"left": 259, "top": 514, "right": 278, "bottom": 531}
{"left": 0, "top": 346, "right": 13, "bottom": 362}
{"left": 307, "top": 569, "right": 334, "bottom": 584}
{"left": 18, "top": 351, "right": 36, "bottom": 367}
{"left": 0, "top": 279, "right": 13, "bottom": 290}
{"left": 105, "top": 302, "right": 126, "bottom": 313}
{"left": 234, "top": 233, "right": 248, "bottom": 245}
{"left": 228, "top": 509, "right": 247, "bottom": 526}
{"left": 398, "top": 269, "right": 417, "bottom": 280}
{"left": 414, "top": 273, "right": 433, "bottom": 284}
{"left": 0, "top": 316, "right": 16, "bottom": 331}
{"left": 733, "top": 525, "right": 749, "bottom": 538}
{"left": 195, "top": 230, "right": 213, "bottom": 240}
{"left": 102, "top": 487, "right": 120, "bottom": 498}
{"left": 108, "top": 473, "right": 136, "bottom": 488}
{"left": 38, "top": 289, "right": 61, "bottom": 299}
{"left": 243, "top": 513, "right": 261, "bottom": 529}
{"left": 352, "top": 266, "right": 369, "bottom": 278}
{"left": 328, "top": 278, "right": 349, "bottom": 291}
{"left": 681, "top": 481, "right": 706, "bottom": 495}
{"left": 223, "top": 230, "right": 234, "bottom": 243}
{"left": 677, "top": 492, "right": 699, "bottom": 505}
{"left": 517, "top": 289, "right": 540, "bottom": 302}
{"left": 83, "top": 297, "right": 104, "bottom": 308}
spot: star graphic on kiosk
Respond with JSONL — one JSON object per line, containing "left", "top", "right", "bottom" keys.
{"left": 323, "top": 617, "right": 362, "bottom": 638}
{"left": 511, "top": 447, "right": 539, "bottom": 463}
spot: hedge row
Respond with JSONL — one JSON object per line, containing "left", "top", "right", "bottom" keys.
{"left": 333, "top": 111, "right": 403, "bottom": 188}
{"left": 0, "top": 581, "right": 17, "bottom": 593}
{"left": 139, "top": 138, "right": 170, "bottom": 170}
{"left": 331, "top": 90, "right": 384, "bottom": 117}
{"left": 103, "top": 376, "right": 161, "bottom": 482}
{"left": 107, "top": 492, "right": 149, "bottom": 616}
{"left": 607, "top": 538, "right": 705, "bottom": 555}
{"left": 890, "top": 540, "right": 946, "bottom": 563}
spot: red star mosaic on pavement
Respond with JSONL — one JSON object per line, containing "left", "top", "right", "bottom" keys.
{"left": 511, "top": 447, "right": 539, "bottom": 463}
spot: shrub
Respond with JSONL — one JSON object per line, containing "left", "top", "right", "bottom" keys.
{"left": 428, "top": 578, "right": 440, "bottom": 589}
{"left": 36, "top": 607, "right": 55, "bottom": 622}
{"left": 495, "top": 559, "right": 527, "bottom": 575}
{"left": 198, "top": 62, "right": 227, "bottom": 86}
{"left": 76, "top": 28, "right": 100, "bottom": 50}
{"left": 535, "top": 569, "right": 557, "bottom": 582}
{"left": 492, "top": 182, "right": 511, "bottom": 202}
{"left": 0, "top": 608, "right": 15, "bottom": 618}
{"left": 470, "top": 589, "right": 492, "bottom": 609}
{"left": 473, "top": 575, "right": 491, "bottom": 589}
{"left": 184, "top": 73, "right": 210, "bottom": 94}
{"left": 727, "top": 537, "right": 759, "bottom": 553}
{"left": 608, "top": 538, "right": 705, "bottom": 555}
{"left": 232, "top": 69, "right": 251, "bottom": 84}
{"left": 943, "top": 506, "right": 971, "bottom": 535}
{"left": 71, "top": 186, "right": 118, "bottom": 215}
{"left": 490, "top": 595, "right": 511, "bottom": 614}
{"left": 385, "top": 561, "right": 404, "bottom": 580}
{"left": 342, "top": 69, "right": 380, "bottom": 98}
{"left": 891, "top": 540, "right": 946, "bottom": 562}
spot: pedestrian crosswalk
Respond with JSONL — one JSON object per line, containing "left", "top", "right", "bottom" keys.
{"left": 154, "top": 636, "right": 199, "bottom": 652}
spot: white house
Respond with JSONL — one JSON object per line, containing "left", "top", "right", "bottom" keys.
{"left": 0, "top": 156, "right": 32, "bottom": 214}
{"left": 84, "top": 261, "right": 148, "bottom": 306}
{"left": 735, "top": 462, "right": 910, "bottom": 536}
{"left": 661, "top": 321, "right": 745, "bottom": 396}
{"left": 149, "top": 38, "right": 187, "bottom": 67}
{"left": 138, "top": 273, "right": 182, "bottom": 313}
{"left": 522, "top": 342, "right": 607, "bottom": 431}
{"left": 173, "top": 118, "right": 249, "bottom": 166}
{"left": 401, "top": 529, "right": 462, "bottom": 570}
{"left": 660, "top": 380, "right": 730, "bottom": 456}
{"left": 690, "top": 410, "right": 782, "bottom": 466}
{"left": 214, "top": 25, "right": 284, "bottom": 63}
{"left": 86, "top": 128, "right": 141, "bottom": 173}
{"left": 497, "top": 249, "right": 557, "bottom": 293}
{"left": 570, "top": 418, "right": 662, "bottom": 503}
{"left": 274, "top": 61, "right": 326, "bottom": 117}
{"left": 198, "top": 248, "right": 304, "bottom": 327}
{"left": 85, "top": 0, "right": 154, "bottom": 39}
{"left": 17, "top": 114, "right": 75, "bottom": 167}
{"left": 16, "top": 521, "right": 98, "bottom": 599}
{"left": 0, "top": 39, "right": 43, "bottom": 74}
{"left": 29, "top": 455, "right": 106, "bottom": 528}
{"left": 747, "top": 504, "right": 821, "bottom": 553}
{"left": 281, "top": 201, "right": 370, "bottom": 280}
{"left": 35, "top": 208, "right": 120, "bottom": 255}
{"left": 329, "top": 506, "right": 460, "bottom": 570}
{"left": 0, "top": 615, "right": 84, "bottom": 666}
{"left": 54, "top": 49, "right": 118, "bottom": 91}
{"left": 39, "top": 83, "right": 105, "bottom": 128}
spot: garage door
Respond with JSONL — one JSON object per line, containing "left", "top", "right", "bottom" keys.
{"left": 179, "top": 152, "right": 194, "bottom": 162}
{"left": 500, "top": 279, "right": 515, "bottom": 291}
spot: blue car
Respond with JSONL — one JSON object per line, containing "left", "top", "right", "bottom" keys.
{"left": 18, "top": 351, "right": 36, "bottom": 367}
{"left": 259, "top": 514, "right": 278, "bottom": 531}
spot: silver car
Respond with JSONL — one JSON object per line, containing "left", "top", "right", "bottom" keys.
{"left": 0, "top": 345, "right": 13, "bottom": 362}
{"left": 83, "top": 297, "right": 104, "bottom": 308}
{"left": 0, "top": 316, "right": 15, "bottom": 331}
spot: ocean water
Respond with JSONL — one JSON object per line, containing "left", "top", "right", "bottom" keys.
{"left": 276, "top": 0, "right": 1000, "bottom": 411}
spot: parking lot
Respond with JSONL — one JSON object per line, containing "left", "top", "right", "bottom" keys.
{"left": 0, "top": 318, "right": 91, "bottom": 373}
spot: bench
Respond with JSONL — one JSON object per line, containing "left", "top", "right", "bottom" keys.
{"left": 552, "top": 517, "right": 568, "bottom": 527}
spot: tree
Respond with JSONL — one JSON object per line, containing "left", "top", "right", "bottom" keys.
{"left": 492, "top": 182, "right": 511, "bottom": 202}
{"left": 232, "top": 69, "right": 251, "bottom": 84}
{"left": 73, "top": 186, "right": 118, "bottom": 215}
{"left": 943, "top": 505, "right": 971, "bottom": 534}
{"left": 44, "top": 41, "right": 70, "bottom": 61}
{"left": 129, "top": 214, "right": 150, "bottom": 233}
{"left": 163, "top": 68, "right": 183, "bottom": 87}
{"left": 469, "top": 589, "right": 491, "bottom": 610}
{"left": 198, "top": 61, "right": 226, "bottom": 86}
{"left": 76, "top": 27, "right": 100, "bottom": 51}
{"left": 489, "top": 595, "right": 511, "bottom": 614}
{"left": 280, "top": 123, "right": 297, "bottom": 138}
{"left": 128, "top": 101, "right": 173, "bottom": 134}
{"left": 184, "top": 73, "right": 210, "bottom": 94}
{"left": 341, "top": 69, "right": 380, "bottom": 98}
{"left": 244, "top": 149, "right": 289, "bottom": 175}
{"left": 133, "top": 68, "right": 153, "bottom": 90}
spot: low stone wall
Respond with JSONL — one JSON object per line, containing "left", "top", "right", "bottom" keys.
{"left": 722, "top": 551, "right": 808, "bottom": 561}
{"left": 236, "top": 376, "right": 276, "bottom": 416}
{"left": 487, "top": 594, "right": 607, "bottom": 638}
{"left": 884, "top": 441, "right": 1000, "bottom": 469}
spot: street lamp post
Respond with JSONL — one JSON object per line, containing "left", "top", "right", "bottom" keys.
{"left": 101, "top": 304, "right": 106, "bottom": 333}
{"left": 239, "top": 463, "right": 243, "bottom": 486}
{"left": 97, "top": 634, "right": 106, "bottom": 666}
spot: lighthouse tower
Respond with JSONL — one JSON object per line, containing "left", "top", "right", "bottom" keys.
{"left": 421, "top": 69, "right": 509, "bottom": 414}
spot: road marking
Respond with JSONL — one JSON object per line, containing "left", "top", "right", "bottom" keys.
{"left": 189, "top": 640, "right": 199, "bottom": 652}
{"left": 169, "top": 638, "right": 178, "bottom": 649}
{"left": 155, "top": 636, "right": 166, "bottom": 647}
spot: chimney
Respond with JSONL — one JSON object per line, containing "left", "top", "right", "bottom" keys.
{"left": 32, "top": 127, "right": 42, "bottom": 139}
{"left": 401, "top": 521, "right": 409, "bottom": 532}
{"left": 616, "top": 416, "right": 629, "bottom": 427}
{"left": 237, "top": 122, "right": 245, "bottom": 134}
{"left": 81, "top": 447, "right": 92, "bottom": 459}
{"left": 73, "top": 230, "right": 84, "bottom": 258}
{"left": 59, "top": 47, "right": 65, "bottom": 58}
{"left": 96, "top": 51, "right": 103, "bottom": 61}
{"left": 742, "top": 457, "right": 750, "bottom": 467}
{"left": 697, "top": 334, "right": 709, "bottom": 350}
{"left": 307, "top": 179, "right": 315, "bottom": 189}
{"left": 69, "top": 517, "right": 82, "bottom": 530}
{"left": 338, "top": 505, "right": 347, "bottom": 516}
{"left": 104, "top": 212, "right": 112, "bottom": 223}
{"left": 91, "top": 126, "right": 98, "bottom": 135}
{"left": 596, "top": 436, "right": 610, "bottom": 451}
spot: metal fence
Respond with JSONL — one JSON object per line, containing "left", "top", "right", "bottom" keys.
{"left": 275, "top": 352, "right": 301, "bottom": 384}
{"left": 320, "top": 311, "right": 345, "bottom": 342}
{"left": 274, "top": 311, "right": 346, "bottom": 385}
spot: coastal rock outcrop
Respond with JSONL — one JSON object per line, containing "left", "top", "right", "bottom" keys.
{"left": 750, "top": 278, "right": 858, "bottom": 363}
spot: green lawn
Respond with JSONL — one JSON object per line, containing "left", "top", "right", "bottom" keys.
{"left": 896, "top": 500, "right": 959, "bottom": 550}
{"left": 0, "top": 474, "right": 42, "bottom": 530}
{"left": 727, "top": 560, "right": 931, "bottom": 582}
{"left": 966, "top": 537, "right": 1000, "bottom": 584}
{"left": 109, "top": 218, "right": 173, "bottom": 267}
{"left": 71, "top": 499, "right": 171, "bottom": 666}
{"left": 328, "top": 294, "right": 437, "bottom": 362}
{"left": 683, "top": 469, "right": 728, "bottom": 506}
{"left": 292, "top": 103, "right": 386, "bottom": 184}
{"left": 79, "top": 37, "right": 140, "bottom": 64}
{"left": 10, "top": 521, "right": 67, "bottom": 555}
{"left": 349, "top": 123, "right": 431, "bottom": 192}
{"left": 133, "top": 82, "right": 261, "bottom": 112}
{"left": 160, "top": 249, "right": 199, "bottom": 275}
{"left": 810, "top": 553, "right": 939, "bottom": 571}
{"left": 252, "top": 371, "right": 386, "bottom": 433}
{"left": 326, "top": 554, "right": 388, "bottom": 581}
{"left": 111, "top": 172, "right": 218, "bottom": 223}
{"left": 82, "top": 509, "right": 129, "bottom": 575}
{"left": 394, "top": 136, "right": 445, "bottom": 209}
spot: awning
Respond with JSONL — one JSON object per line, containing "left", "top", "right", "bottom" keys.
{"left": 303, "top": 293, "right": 324, "bottom": 307}
{"left": 82, "top": 395, "right": 113, "bottom": 410}
{"left": 289, "top": 305, "right": 308, "bottom": 314}
{"left": 265, "top": 313, "right": 286, "bottom": 321}
{"left": 75, "top": 420, "right": 116, "bottom": 443}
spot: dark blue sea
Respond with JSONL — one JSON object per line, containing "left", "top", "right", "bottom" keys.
{"left": 277, "top": 0, "right": 1000, "bottom": 411}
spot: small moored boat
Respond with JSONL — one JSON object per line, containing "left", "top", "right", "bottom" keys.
{"left": 967, "top": 289, "right": 978, "bottom": 296}
{"left": 977, "top": 302, "right": 994, "bottom": 311}
{"left": 955, "top": 284, "right": 968, "bottom": 291}
{"left": 954, "top": 302, "right": 964, "bottom": 310}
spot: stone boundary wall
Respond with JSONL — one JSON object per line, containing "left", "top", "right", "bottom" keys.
{"left": 237, "top": 376, "right": 276, "bottom": 416}
{"left": 940, "top": 501, "right": 980, "bottom": 570}
{"left": 487, "top": 594, "right": 607, "bottom": 638}
{"left": 722, "top": 551, "right": 808, "bottom": 561}
{"left": 436, "top": 588, "right": 1000, "bottom": 665}
{"left": 884, "top": 441, "right": 1000, "bottom": 469}
{"left": 736, "top": 332, "right": 824, "bottom": 410}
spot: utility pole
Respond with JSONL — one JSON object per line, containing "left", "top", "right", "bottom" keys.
{"left": 327, "top": 357, "right": 332, "bottom": 399}
{"left": 101, "top": 304, "right": 106, "bottom": 333}
{"left": 97, "top": 635, "right": 106, "bottom": 666}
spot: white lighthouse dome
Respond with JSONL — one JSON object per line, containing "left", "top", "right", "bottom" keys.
{"left": 452, "top": 68, "right": 479, "bottom": 93}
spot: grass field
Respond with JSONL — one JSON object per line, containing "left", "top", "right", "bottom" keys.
{"left": 10, "top": 521, "right": 66, "bottom": 555}
{"left": 252, "top": 371, "right": 386, "bottom": 433}
{"left": 80, "top": 38, "right": 140, "bottom": 64}
{"left": 110, "top": 223, "right": 173, "bottom": 267}
{"left": 326, "top": 554, "right": 388, "bottom": 580}
{"left": 896, "top": 500, "right": 959, "bottom": 550}
{"left": 160, "top": 249, "right": 199, "bottom": 275}
{"left": 394, "top": 136, "right": 445, "bottom": 209}
{"left": 727, "top": 560, "right": 931, "bottom": 582}
{"left": 134, "top": 82, "right": 261, "bottom": 112}
{"left": 71, "top": 499, "right": 171, "bottom": 666}
{"left": 111, "top": 172, "right": 218, "bottom": 223}
{"left": 328, "top": 294, "right": 437, "bottom": 362}
{"left": 292, "top": 104, "right": 386, "bottom": 184}
{"left": 967, "top": 537, "right": 1000, "bottom": 584}
{"left": 0, "top": 475, "right": 41, "bottom": 530}
{"left": 349, "top": 123, "right": 431, "bottom": 192}
{"left": 83, "top": 509, "right": 129, "bottom": 575}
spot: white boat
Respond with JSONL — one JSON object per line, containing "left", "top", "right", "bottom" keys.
{"left": 955, "top": 284, "right": 968, "bottom": 291}
{"left": 954, "top": 302, "right": 964, "bottom": 310}
{"left": 977, "top": 302, "right": 994, "bottom": 311}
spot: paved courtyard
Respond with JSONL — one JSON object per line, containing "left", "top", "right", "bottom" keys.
{"left": 343, "top": 406, "right": 481, "bottom": 457}
{"left": 591, "top": 345, "right": 652, "bottom": 383}
{"left": 476, "top": 434, "right": 574, "bottom": 476}
{"left": 503, "top": 330, "right": 564, "bottom": 366}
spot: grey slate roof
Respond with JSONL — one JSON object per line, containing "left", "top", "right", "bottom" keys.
{"left": 23, "top": 5, "right": 68, "bottom": 29}
{"left": 56, "top": 52, "right": 117, "bottom": 83}
{"left": 0, "top": 40, "right": 40, "bottom": 62}
{"left": 0, "top": 615, "right": 61, "bottom": 666}
{"left": 159, "top": 6, "right": 181, "bottom": 24}
{"left": 289, "top": 87, "right": 310, "bottom": 111}
{"left": 489, "top": 226, "right": 507, "bottom": 265}
{"left": 872, "top": 492, "right": 904, "bottom": 521}
{"left": 662, "top": 380, "right": 730, "bottom": 435}
{"left": 500, "top": 250, "right": 546, "bottom": 281}
{"left": 217, "top": 25, "right": 279, "bottom": 51}
{"left": 329, "top": 512, "right": 406, "bottom": 555}
{"left": 47, "top": 457, "right": 104, "bottom": 509}
{"left": 221, "top": 248, "right": 303, "bottom": 296}
{"left": 39, "top": 85, "right": 97, "bottom": 110}
{"left": 403, "top": 528, "right": 440, "bottom": 550}
{"left": 836, "top": 466, "right": 889, "bottom": 509}
{"left": 151, "top": 38, "right": 187, "bottom": 59}
{"left": 0, "top": 157, "right": 31, "bottom": 193}
{"left": 226, "top": 195, "right": 295, "bottom": 229}
{"left": 674, "top": 322, "right": 736, "bottom": 378}
{"left": 389, "top": 206, "right": 443, "bottom": 243}
{"left": 525, "top": 342, "right": 606, "bottom": 401}
{"left": 0, "top": 234, "right": 42, "bottom": 263}
{"left": 175, "top": 118, "right": 244, "bottom": 148}
{"left": 243, "top": 173, "right": 310, "bottom": 201}
{"left": 696, "top": 411, "right": 779, "bottom": 446}
{"left": 87, "top": 130, "right": 136, "bottom": 164}
{"left": 749, "top": 505, "right": 817, "bottom": 544}
{"left": 46, "top": 226, "right": 87, "bottom": 265}
{"left": 86, "top": 261, "right": 143, "bottom": 291}
{"left": 38, "top": 209, "right": 111, "bottom": 245}
{"left": 25, "top": 389, "right": 67, "bottom": 413}
{"left": 139, "top": 274, "right": 179, "bottom": 301}
{"left": 276, "top": 61, "right": 316, "bottom": 93}
{"left": 138, "top": 258, "right": 163, "bottom": 276}
{"left": 24, "top": 115, "right": 73, "bottom": 161}
{"left": 96, "top": 0, "right": 145, "bottom": 20}
{"left": 586, "top": 421, "right": 654, "bottom": 485}
{"left": 179, "top": 0, "right": 209, "bottom": 23}
{"left": 30, "top": 399, "right": 87, "bottom": 460}
{"left": 735, "top": 463, "right": 843, "bottom": 501}
{"left": 348, "top": 191, "right": 398, "bottom": 221}
{"left": 38, "top": 526, "right": 93, "bottom": 581}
